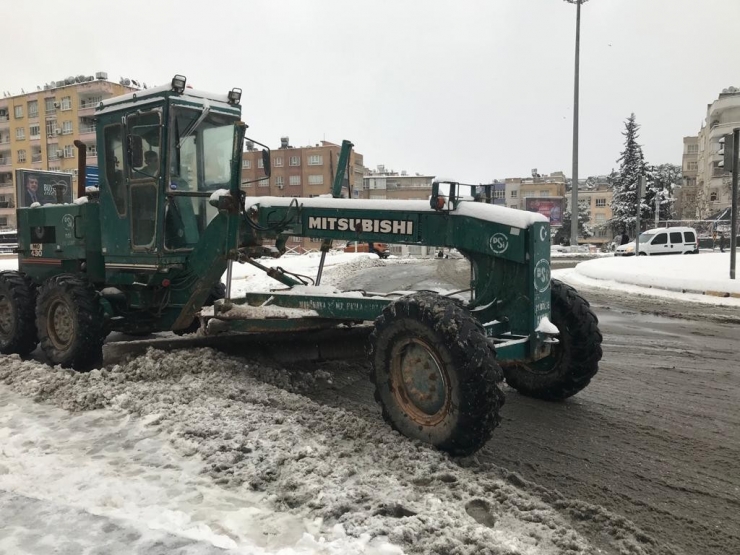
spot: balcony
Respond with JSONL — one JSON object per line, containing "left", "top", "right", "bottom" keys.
{"left": 31, "top": 154, "right": 42, "bottom": 163}
{"left": 0, "top": 158, "right": 9, "bottom": 166}
{"left": 0, "top": 116, "right": 8, "bottom": 126}
{"left": 78, "top": 124, "right": 96, "bottom": 138}
{"left": 0, "top": 200, "right": 15, "bottom": 209}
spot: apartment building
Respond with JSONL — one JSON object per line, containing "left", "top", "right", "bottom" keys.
{"left": 675, "top": 136, "right": 699, "bottom": 219}
{"left": 694, "top": 87, "right": 740, "bottom": 218}
{"left": 240, "top": 138, "right": 364, "bottom": 252}
{"left": 0, "top": 72, "right": 134, "bottom": 228}
{"left": 504, "top": 172, "right": 567, "bottom": 210}
{"left": 577, "top": 183, "right": 614, "bottom": 245}
{"left": 361, "top": 166, "right": 434, "bottom": 200}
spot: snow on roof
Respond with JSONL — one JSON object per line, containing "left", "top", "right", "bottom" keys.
{"left": 96, "top": 84, "right": 239, "bottom": 116}
{"left": 244, "top": 197, "right": 547, "bottom": 229}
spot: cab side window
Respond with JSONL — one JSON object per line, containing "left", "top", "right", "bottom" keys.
{"left": 127, "top": 110, "right": 162, "bottom": 180}
{"left": 103, "top": 124, "right": 126, "bottom": 215}
{"left": 652, "top": 233, "right": 667, "bottom": 245}
{"left": 669, "top": 232, "right": 682, "bottom": 244}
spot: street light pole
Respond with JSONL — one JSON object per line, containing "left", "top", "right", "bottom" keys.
{"left": 565, "top": 0, "right": 589, "bottom": 247}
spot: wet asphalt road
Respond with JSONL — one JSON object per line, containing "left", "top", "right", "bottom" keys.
{"left": 323, "top": 257, "right": 740, "bottom": 555}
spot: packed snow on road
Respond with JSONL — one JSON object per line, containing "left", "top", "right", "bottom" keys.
{"left": 0, "top": 252, "right": 678, "bottom": 554}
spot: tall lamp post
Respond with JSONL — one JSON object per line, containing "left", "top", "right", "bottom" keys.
{"left": 565, "top": 0, "right": 589, "bottom": 246}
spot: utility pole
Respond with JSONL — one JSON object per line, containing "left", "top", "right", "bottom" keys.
{"left": 730, "top": 129, "right": 738, "bottom": 279}
{"left": 565, "top": 0, "right": 589, "bottom": 247}
{"left": 720, "top": 129, "right": 738, "bottom": 279}
{"left": 636, "top": 175, "right": 645, "bottom": 255}
{"left": 655, "top": 190, "right": 659, "bottom": 228}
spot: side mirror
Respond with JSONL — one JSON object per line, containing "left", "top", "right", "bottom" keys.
{"left": 127, "top": 135, "right": 144, "bottom": 168}
{"left": 262, "top": 149, "right": 271, "bottom": 178}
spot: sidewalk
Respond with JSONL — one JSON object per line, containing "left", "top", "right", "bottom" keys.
{"left": 554, "top": 252, "right": 740, "bottom": 306}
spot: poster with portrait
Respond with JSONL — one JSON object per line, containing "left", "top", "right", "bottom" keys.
{"left": 15, "top": 169, "right": 73, "bottom": 207}
{"left": 525, "top": 197, "right": 564, "bottom": 226}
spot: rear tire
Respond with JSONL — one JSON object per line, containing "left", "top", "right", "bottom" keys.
{"left": 0, "top": 271, "right": 38, "bottom": 355}
{"left": 502, "top": 279, "right": 602, "bottom": 400}
{"left": 36, "top": 274, "right": 105, "bottom": 370}
{"left": 369, "top": 292, "right": 504, "bottom": 456}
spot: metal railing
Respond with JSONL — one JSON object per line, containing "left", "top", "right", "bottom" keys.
{"left": 79, "top": 125, "right": 96, "bottom": 134}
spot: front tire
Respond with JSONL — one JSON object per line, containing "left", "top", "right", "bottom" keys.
{"left": 502, "top": 279, "right": 602, "bottom": 400}
{"left": 0, "top": 271, "right": 38, "bottom": 355}
{"left": 36, "top": 275, "right": 105, "bottom": 370}
{"left": 369, "top": 292, "right": 504, "bottom": 456}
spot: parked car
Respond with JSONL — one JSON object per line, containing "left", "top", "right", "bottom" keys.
{"left": 343, "top": 241, "right": 389, "bottom": 258}
{"left": 614, "top": 227, "right": 698, "bottom": 256}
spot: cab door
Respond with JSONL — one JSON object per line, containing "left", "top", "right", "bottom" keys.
{"left": 127, "top": 110, "right": 163, "bottom": 254}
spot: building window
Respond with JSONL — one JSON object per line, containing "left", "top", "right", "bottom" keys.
{"left": 595, "top": 198, "right": 606, "bottom": 207}
{"left": 45, "top": 98, "right": 57, "bottom": 113}
{"left": 242, "top": 159, "right": 251, "bottom": 169}
{"left": 595, "top": 214, "right": 606, "bottom": 223}
{"left": 494, "top": 190, "right": 505, "bottom": 199}
{"left": 15, "top": 127, "right": 25, "bottom": 140}
{"left": 17, "top": 149, "right": 26, "bottom": 163}
{"left": 687, "top": 144, "right": 698, "bottom": 154}
{"left": 510, "top": 190, "right": 517, "bottom": 198}
{"left": 710, "top": 191, "right": 718, "bottom": 202}
{"left": 289, "top": 175, "right": 301, "bottom": 186}
{"left": 62, "top": 121, "right": 73, "bottom": 135}
{"left": 275, "top": 176, "right": 284, "bottom": 188}
{"left": 27, "top": 101, "right": 38, "bottom": 118}
{"left": 63, "top": 144, "right": 74, "bottom": 158}
{"left": 539, "top": 190, "right": 550, "bottom": 197}
{"left": 60, "top": 96, "right": 72, "bottom": 111}
{"left": 687, "top": 161, "right": 698, "bottom": 171}
{"left": 29, "top": 125, "right": 40, "bottom": 139}
{"left": 308, "top": 155, "right": 323, "bottom": 166}
{"left": 258, "top": 178, "right": 269, "bottom": 188}
{"left": 45, "top": 120, "right": 58, "bottom": 136}
{"left": 14, "top": 106, "right": 23, "bottom": 119}
{"left": 308, "top": 174, "right": 324, "bottom": 185}
{"left": 257, "top": 158, "right": 263, "bottom": 169}
{"left": 509, "top": 204, "right": 518, "bottom": 209}
{"left": 274, "top": 157, "right": 283, "bottom": 167}
{"left": 289, "top": 156, "right": 300, "bottom": 166}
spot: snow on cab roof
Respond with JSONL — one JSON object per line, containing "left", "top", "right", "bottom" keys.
{"left": 96, "top": 84, "right": 239, "bottom": 116}
{"left": 243, "top": 196, "right": 547, "bottom": 229}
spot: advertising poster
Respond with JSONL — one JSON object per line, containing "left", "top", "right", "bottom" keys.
{"left": 525, "top": 197, "right": 564, "bottom": 226}
{"left": 15, "top": 169, "right": 73, "bottom": 207}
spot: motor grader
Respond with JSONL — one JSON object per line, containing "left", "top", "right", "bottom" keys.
{"left": 0, "top": 75, "right": 602, "bottom": 455}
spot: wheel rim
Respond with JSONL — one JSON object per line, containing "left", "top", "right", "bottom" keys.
{"left": 389, "top": 338, "right": 449, "bottom": 426}
{"left": 0, "top": 294, "right": 14, "bottom": 336}
{"left": 47, "top": 299, "right": 75, "bottom": 350}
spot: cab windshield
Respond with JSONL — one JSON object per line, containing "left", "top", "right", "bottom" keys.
{"left": 169, "top": 107, "right": 238, "bottom": 193}
{"left": 165, "top": 107, "right": 238, "bottom": 251}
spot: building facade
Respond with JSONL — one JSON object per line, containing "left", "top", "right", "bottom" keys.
{"left": 241, "top": 139, "right": 364, "bottom": 252}
{"left": 0, "top": 72, "right": 134, "bottom": 228}
{"left": 694, "top": 87, "right": 740, "bottom": 218}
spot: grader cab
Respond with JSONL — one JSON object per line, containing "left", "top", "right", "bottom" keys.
{"left": 0, "top": 75, "right": 602, "bottom": 455}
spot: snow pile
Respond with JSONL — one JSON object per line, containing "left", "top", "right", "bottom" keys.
{"left": 0, "top": 349, "right": 636, "bottom": 555}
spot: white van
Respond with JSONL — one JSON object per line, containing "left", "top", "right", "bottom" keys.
{"left": 615, "top": 227, "right": 698, "bottom": 256}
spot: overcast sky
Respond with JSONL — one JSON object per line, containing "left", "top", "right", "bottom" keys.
{"left": 6, "top": 0, "right": 740, "bottom": 182}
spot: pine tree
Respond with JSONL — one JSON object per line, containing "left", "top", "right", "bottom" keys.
{"left": 610, "top": 114, "right": 647, "bottom": 235}
{"left": 645, "top": 163, "right": 680, "bottom": 223}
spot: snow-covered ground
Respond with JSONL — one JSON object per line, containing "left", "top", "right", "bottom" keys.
{"left": 0, "top": 251, "right": 666, "bottom": 555}
{"left": 555, "top": 251, "right": 740, "bottom": 307}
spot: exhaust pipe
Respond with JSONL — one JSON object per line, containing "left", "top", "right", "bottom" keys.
{"left": 73, "top": 140, "right": 87, "bottom": 198}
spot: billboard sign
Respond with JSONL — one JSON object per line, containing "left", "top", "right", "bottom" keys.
{"left": 85, "top": 166, "right": 100, "bottom": 187}
{"left": 525, "top": 197, "right": 564, "bottom": 226}
{"left": 15, "top": 169, "right": 73, "bottom": 207}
